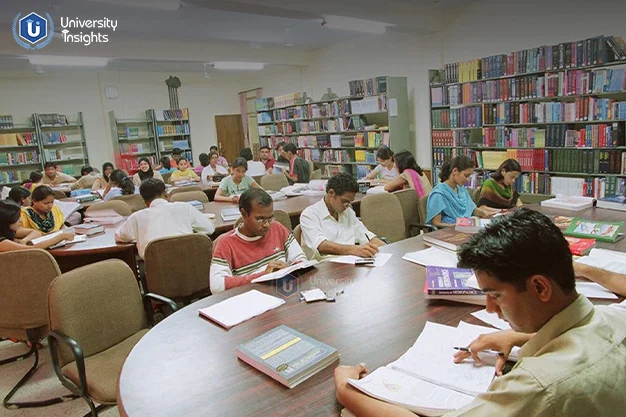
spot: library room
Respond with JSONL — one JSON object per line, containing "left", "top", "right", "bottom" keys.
{"left": 0, "top": 0, "right": 625, "bottom": 416}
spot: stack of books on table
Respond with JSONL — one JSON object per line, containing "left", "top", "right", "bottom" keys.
{"left": 455, "top": 217, "right": 491, "bottom": 234}
{"left": 185, "top": 200, "right": 204, "bottom": 211}
{"left": 563, "top": 217, "right": 624, "bottom": 243}
{"left": 74, "top": 223, "right": 105, "bottom": 236}
{"left": 596, "top": 195, "right": 626, "bottom": 212}
{"left": 424, "top": 266, "right": 485, "bottom": 306}
{"left": 83, "top": 209, "right": 126, "bottom": 225}
{"left": 540, "top": 195, "right": 594, "bottom": 211}
{"left": 422, "top": 228, "right": 473, "bottom": 252}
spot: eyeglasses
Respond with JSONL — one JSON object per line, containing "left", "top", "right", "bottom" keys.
{"left": 254, "top": 216, "right": 275, "bottom": 225}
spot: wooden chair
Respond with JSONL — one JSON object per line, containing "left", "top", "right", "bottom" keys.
{"left": 393, "top": 189, "right": 435, "bottom": 237}
{"left": 310, "top": 169, "right": 322, "bottom": 180}
{"left": 260, "top": 174, "right": 289, "bottom": 191}
{"left": 0, "top": 250, "right": 77, "bottom": 409}
{"left": 169, "top": 191, "right": 209, "bottom": 203}
{"left": 143, "top": 234, "right": 213, "bottom": 305}
{"left": 47, "top": 260, "right": 176, "bottom": 417}
{"left": 360, "top": 193, "right": 406, "bottom": 243}
{"left": 110, "top": 194, "right": 145, "bottom": 212}
{"left": 85, "top": 200, "right": 132, "bottom": 217}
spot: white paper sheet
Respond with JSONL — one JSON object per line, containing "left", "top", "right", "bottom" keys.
{"left": 576, "top": 281, "right": 618, "bottom": 299}
{"left": 470, "top": 309, "right": 512, "bottom": 330}
{"left": 198, "top": 290, "right": 285, "bottom": 329}
{"left": 402, "top": 247, "right": 458, "bottom": 268}
{"left": 575, "top": 248, "right": 626, "bottom": 274}
{"left": 327, "top": 253, "right": 393, "bottom": 267}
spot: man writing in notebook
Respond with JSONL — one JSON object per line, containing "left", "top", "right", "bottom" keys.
{"left": 300, "top": 173, "right": 385, "bottom": 260}
{"left": 210, "top": 188, "right": 306, "bottom": 293}
{"left": 335, "top": 209, "right": 626, "bottom": 417}
{"left": 114, "top": 178, "right": 215, "bottom": 258}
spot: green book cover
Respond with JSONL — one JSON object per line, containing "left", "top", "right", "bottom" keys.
{"left": 563, "top": 217, "right": 624, "bottom": 243}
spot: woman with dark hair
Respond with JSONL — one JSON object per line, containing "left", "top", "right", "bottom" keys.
{"left": 20, "top": 185, "right": 67, "bottom": 234}
{"left": 214, "top": 157, "right": 262, "bottom": 203}
{"left": 103, "top": 169, "right": 136, "bottom": 200}
{"left": 201, "top": 151, "right": 228, "bottom": 185}
{"left": 24, "top": 171, "right": 43, "bottom": 191}
{"left": 383, "top": 150, "right": 432, "bottom": 197}
{"left": 478, "top": 158, "right": 523, "bottom": 209}
{"left": 157, "top": 156, "right": 175, "bottom": 174}
{"left": 0, "top": 201, "right": 74, "bottom": 251}
{"left": 366, "top": 147, "right": 398, "bottom": 181}
{"left": 426, "top": 156, "right": 490, "bottom": 228}
{"left": 7, "top": 186, "right": 31, "bottom": 207}
{"left": 132, "top": 157, "right": 164, "bottom": 186}
{"left": 92, "top": 162, "right": 115, "bottom": 190}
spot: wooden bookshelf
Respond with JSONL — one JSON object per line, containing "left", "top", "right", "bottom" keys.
{"left": 429, "top": 35, "right": 626, "bottom": 198}
{"left": 255, "top": 76, "right": 410, "bottom": 179}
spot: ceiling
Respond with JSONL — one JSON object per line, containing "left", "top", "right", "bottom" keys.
{"left": 0, "top": 0, "right": 473, "bottom": 73}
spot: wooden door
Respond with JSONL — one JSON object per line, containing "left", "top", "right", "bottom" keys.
{"left": 215, "top": 114, "right": 245, "bottom": 165}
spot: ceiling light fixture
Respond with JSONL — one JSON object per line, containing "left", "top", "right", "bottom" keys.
{"left": 211, "top": 61, "right": 265, "bottom": 70}
{"left": 84, "top": 0, "right": 182, "bottom": 11}
{"left": 318, "top": 15, "right": 391, "bottom": 34}
{"left": 27, "top": 56, "right": 109, "bottom": 67}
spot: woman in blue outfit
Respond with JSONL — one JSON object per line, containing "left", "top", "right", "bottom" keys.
{"left": 426, "top": 155, "right": 493, "bottom": 228}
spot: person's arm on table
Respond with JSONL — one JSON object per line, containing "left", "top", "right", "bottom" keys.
{"left": 574, "top": 262, "right": 626, "bottom": 297}
{"left": 210, "top": 256, "right": 288, "bottom": 293}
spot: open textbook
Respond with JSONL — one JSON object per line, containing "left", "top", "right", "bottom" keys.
{"left": 250, "top": 260, "right": 319, "bottom": 283}
{"left": 348, "top": 322, "right": 506, "bottom": 416}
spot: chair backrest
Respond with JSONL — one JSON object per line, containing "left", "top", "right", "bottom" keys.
{"left": 168, "top": 185, "right": 202, "bottom": 196}
{"left": 252, "top": 175, "right": 264, "bottom": 184}
{"left": 310, "top": 169, "right": 322, "bottom": 180}
{"left": 85, "top": 200, "right": 132, "bottom": 217}
{"left": 53, "top": 190, "right": 67, "bottom": 200}
{"left": 418, "top": 195, "right": 429, "bottom": 225}
{"left": 169, "top": 191, "right": 209, "bottom": 203}
{"left": 143, "top": 234, "right": 213, "bottom": 300}
{"left": 293, "top": 224, "right": 302, "bottom": 245}
{"left": 360, "top": 193, "right": 406, "bottom": 243}
{"left": 0, "top": 249, "right": 60, "bottom": 340}
{"left": 393, "top": 188, "right": 420, "bottom": 232}
{"left": 161, "top": 172, "right": 172, "bottom": 184}
{"left": 47, "top": 259, "right": 147, "bottom": 368}
{"left": 472, "top": 188, "right": 481, "bottom": 204}
{"left": 306, "top": 160, "right": 314, "bottom": 175}
{"left": 260, "top": 174, "right": 289, "bottom": 191}
{"left": 273, "top": 209, "right": 292, "bottom": 231}
{"left": 110, "top": 194, "right": 146, "bottom": 212}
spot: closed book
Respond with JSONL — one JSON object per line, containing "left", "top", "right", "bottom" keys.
{"left": 564, "top": 236, "right": 596, "bottom": 256}
{"left": 425, "top": 266, "right": 482, "bottom": 295}
{"left": 422, "top": 228, "right": 473, "bottom": 252}
{"left": 235, "top": 325, "right": 339, "bottom": 388}
{"left": 596, "top": 194, "right": 626, "bottom": 212}
{"left": 455, "top": 217, "right": 491, "bottom": 234}
{"left": 563, "top": 217, "right": 623, "bottom": 243}
{"left": 74, "top": 223, "right": 105, "bottom": 236}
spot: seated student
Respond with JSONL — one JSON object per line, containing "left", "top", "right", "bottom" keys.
{"left": 366, "top": 147, "right": 398, "bottom": 181}
{"left": 132, "top": 157, "right": 164, "bottom": 186}
{"left": 169, "top": 157, "right": 200, "bottom": 184}
{"left": 259, "top": 145, "right": 275, "bottom": 173}
{"left": 300, "top": 173, "right": 385, "bottom": 260}
{"left": 42, "top": 162, "right": 76, "bottom": 185}
{"left": 201, "top": 151, "right": 228, "bottom": 185}
{"left": 194, "top": 153, "right": 210, "bottom": 176}
{"left": 240, "top": 147, "right": 267, "bottom": 177}
{"left": 103, "top": 169, "right": 136, "bottom": 201}
{"left": 169, "top": 148, "right": 183, "bottom": 168}
{"left": 157, "top": 156, "right": 176, "bottom": 174}
{"left": 92, "top": 162, "right": 114, "bottom": 191}
{"left": 0, "top": 201, "right": 75, "bottom": 251}
{"left": 478, "top": 158, "right": 523, "bottom": 210}
{"left": 7, "top": 186, "right": 31, "bottom": 207}
{"left": 20, "top": 185, "right": 66, "bottom": 234}
{"left": 383, "top": 150, "right": 432, "bottom": 197}
{"left": 24, "top": 171, "right": 43, "bottom": 191}
{"left": 426, "top": 156, "right": 492, "bottom": 228}
{"left": 210, "top": 145, "right": 229, "bottom": 169}
{"left": 283, "top": 143, "right": 310, "bottom": 184}
{"left": 71, "top": 165, "right": 99, "bottom": 190}
{"left": 214, "top": 157, "right": 262, "bottom": 203}
{"left": 335, "top": 209, "right": 626, "bottom": 417}
{"left": 275, "top": 142, "right": 289, "bottom": 163}
{"left": 210, "top": 188, "right": 306, "bottom": 293}
{"left": 115, "top": 178, "right": 215, "bottom": 258}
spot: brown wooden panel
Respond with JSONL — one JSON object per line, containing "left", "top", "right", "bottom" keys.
{"left": 215, "top": 114, "right": 245, "bottom": 165}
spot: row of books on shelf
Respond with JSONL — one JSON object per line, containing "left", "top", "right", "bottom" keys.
{"left": 119, "top": 143, "right": 154, "bottom": 155}
{"left": 440, "top": 35, "right": 625, "bottom": 84}
{"left": 0, "top": 170, "right": 30, "bottom": 184}
{"left": 482, "top": 99, "right": 626, "bottom": 124}
{"left": 350, "top": 95, "right": 387, "bottom": 114}
{"left": 155, "top": 108, "right": 188, "bottom": 121}
{"left": 0, "top": 115, "right": 14, "bottom": 129}
{"left": 354, "top": 150, "right": 377, "bottom": 164}
{"left": 118, "top": 127, "right": 142, "bottom": 139}
{"left": 348, "top": 77, "right": 387, "bottom": 97}
{"left": 43, "top": 149, "right": 83, "bottom": 162}
{"left": 298, "top": 149, "right": 353, "bottom": 163}
{"left": 256, "top": 93, "right": 303, "bottom": 111}
{"left": 0, "top": 132, "right": 37, "bottom": 146}
{"left": 432, "top": 106, "right": 483, "bottom": 128}
{"left": 37, "top": 113, "right": 70, "bottom": 126}
{"left": 257, "top": 116, "right": 368, "bottom": 136}
{"left": 0, "top": 151, "right": 39, "bottom": 166}
{"left": 157, "top": 124, "right": 189, "bottom": 135}
{"left": 120, "top": 155, "right": 159, "bottom": 173}
{"left": 41, "top": 132, "right": 69, "bottom": 144}
{"left": 433, "top": 67, "right": 626, "bottom": 106}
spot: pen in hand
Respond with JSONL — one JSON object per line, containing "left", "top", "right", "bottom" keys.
{"left": 453, "top": 346, "right": 505, "bottom": 356}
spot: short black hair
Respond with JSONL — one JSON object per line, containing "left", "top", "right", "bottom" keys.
{"left": 491, "top": 159, "right": 522, "bottom": 182}
{"left": 239, "top": 147, "right": 254, "bottom": 161}
{"left": 232, "top": 157, "right": 248, "bottom": 170}
{"left": 172, "top": 148, "right": 182, "bottom": 156}
{"left": 208, "top": 151, "right": 219, "bottom": 160}
{"left": 376, "top": 146, "right": 394, "bottom": 161}
{"left": 32, "top": 185, "right": 55, "bottom": 202}
{"left": 139, "top": 178, "right": 166, "bottom": 201}
{"left": 439, "top": 155, "right": 474, "bottom": 182}
{"left": 210, "top": 145, "right": 218, "bottom": 151}
{"left": 393, "top": 150, "right": 424, "bottom": 176}
{"left": 109, "top": 169, "right": 135, "bottom": 195}
{"left": 80, "top": 165, "right": 94, "bottom": 176}
{"left": 458, "top": 208, "right": 575, "bottom": 293}
{"left": 102, "top": 162, "right": 114, "bottom": 181}
{"left": 260, "top": 145, "right": 270, "bottom": 151}
{"left": 239, "top": 188, "right": 273, "bottom": 214}
{"left": 283, "top": 143, "right": 297, "bottom": 154}
{"left": 326, "top": 173, "right": 358, "bottom": 195}
{"left": 0, "top": 200, "right": 21, "bottom": 240}
{"left": 8, "top": 186, "right": 30, "bottom": 205}
{"left": 160, "top": 156, "right": 170, "bottom": 167}
{"left": 177, "top": 156, "right": 188, "bottom": 164}
{"left": 44, "top": 162, "right": 57, "bottom": 169}
{"left": 29, "top": 171, "right": 43, "bottom": 183}
{"left": 198, "top": 153, "right": 210, "bottom": 166}
{"left": 275, "top": 142, "right": 286, "bottom": 151}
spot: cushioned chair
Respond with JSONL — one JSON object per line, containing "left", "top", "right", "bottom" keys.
{"left": 47, "top": 260, "right": 176, "bottom": 417}
{"left": 161, "top": 172, "right": 172, "bottom": 184}
{"left": 85, "top": 200, "right": 132, "bottom": 217}
{"left": 169, "top": 191, "right": 209, "bottom": 204}
{"left": 472, "top": 188, "right": 481, "bottom": 204}
{"left": 393, "top": 189, "right": 435, "bottom": 237}
{"left": 306, "top": 160, "right": 314, "bottom": 176}
{"left": 251, "top": 175, "right": 264, "bottom": 185}
{"left": 110, "top": 194, "right": 145, "bottom": 213}
{"left": 53, "top": 190, "right": 68, "bottom": 200}
{"left": 293, "top": 224, "right": 302, "bottom": 245}
{"left": 168, "top": 185, "right": 202, "bottom": 196}
{"left": 418, "top": 195, "right": 437, "bottom": 230}
{"left": 310, "top": 169, "right": 322, "bottom": 180}
{"left": 260, "top": 174, "right": 289, "bottom": 191}
{"left": 143, "top": 234, "right": 213, "bottom": 304}
{"left": 360, "top": 193, "right": 406, "bottom": 243}
{"left": 0, "top": 250, "right": 77, "bottom": 409}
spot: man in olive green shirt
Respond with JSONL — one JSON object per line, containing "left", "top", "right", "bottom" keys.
{"left": 334, "top": 209, "right": 626, "bottom": 417}
{"left": 42, "top": 162, "right": 76, "bottom": 185}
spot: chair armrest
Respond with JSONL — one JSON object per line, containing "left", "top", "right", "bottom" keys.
{"left": 378, "top": 236, "right": 391, "bottom": 245}
{"left": 144, "top": 293, "right": 178, "bottom": 314}
{"left": 47, "top": 330, "right": 88, "bottom": 396}
{"left": 409, "top": 222, "right": 437, "bottom": 235}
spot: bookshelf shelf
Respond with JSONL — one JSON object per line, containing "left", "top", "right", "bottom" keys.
{"left": 39, "top": 123, "right": 82, "bottom": 129}
{"left": 258, "top": 111, "right": 389, "bottom": 125}
{"left": 41, "top": 141, "right": 85, "bottom": 147}
{"left": 0, "top": 125, "right": 36, "bottom": 132}
{"left": 0, "top": 162, "right": 42, "bottom": 167}
{"left": 109, "top": 111, "right": 160, "bottom": 175}
{"left": 117, "top": 119, "right": 150, "bottom": 124}
{"left": 158, "top": 133, "right": 191, "bottom": 138}
{"left": 429, "top": 35, "right": 626, "bottom": 198}
{"left": 156, "top": 119, "right": 188, "bottom": 123}
{"left": 36, "top": 112, "right": 90, "bottom": 178}
{"left": 118, "top": 136, "right": 154, "bottom": 141}
{"left": 0, "top": 144, "right": 39, "bottom": 150}
{"left": 146, "top": 108, "right": 193, "bottom": 169}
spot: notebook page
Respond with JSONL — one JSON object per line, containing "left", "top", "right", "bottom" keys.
{"left": 471, "top": 309, "right": 512, "bottom": 330}
{"left": 198, "top": 290, "right": 285, "bottom": 328}
{"left": 389, "top": 322, "right": 495, "bottom": 396}
{"left": 402, "top": 247, "right": 458, "bottom": 268}
{"left": 575, "top": 282, "right": 618, "bottom": 299}
{"left": 575, "top": 248, "right": 626, "bottom": 274}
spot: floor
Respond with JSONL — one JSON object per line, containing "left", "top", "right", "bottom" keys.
{"left": 0, "top": 339, "right": 121, "bottom": 417}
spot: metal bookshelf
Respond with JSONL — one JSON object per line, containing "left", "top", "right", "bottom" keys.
{"left": 109, "top": 111, "right": 158, "bottom": 175}
{"left": 0, "top": 123, "right": 40, "bottom": 186}
{"left": 36, "top": 112, "right": 90, "bottom": 177}
{"left": 146, "top": 108, "right": 193, "bottom": 164}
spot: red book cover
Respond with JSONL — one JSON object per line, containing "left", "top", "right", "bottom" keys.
{"left": 564, "top": 236, "right": 596, "bottom": 256}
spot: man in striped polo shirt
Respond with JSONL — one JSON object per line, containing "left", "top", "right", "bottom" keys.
{"left": 210, "top": 188, "right": 306, "bottom": 293}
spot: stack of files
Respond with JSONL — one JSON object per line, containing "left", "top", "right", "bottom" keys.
{"left": 422, "top": 228, "right": 473, "bottom": 252}
{"left": 221, "top": 208, "right": 241, "bottom": 221}
{"left": 84, "top": 209, "right": 126, "bottom": 225}
{"left": 424, "top": 266, "right": 485, "bottom": 305}
{"left": 235, "top": 325, "right": 339, "bottom": 388}
{"left": 348, "top": 321, "right": 506, "bottom": 416}
{"left": 185, "top": 200, "right": 205, "bottom": 211}
{"left": 563, "top": 217, "right": 623, "bottom": 243}
{"left": 540, "top": 194, "right": 594, "bottom": 211}
{"left": 198, "top": 289, "right": 285, "bottom": 329}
